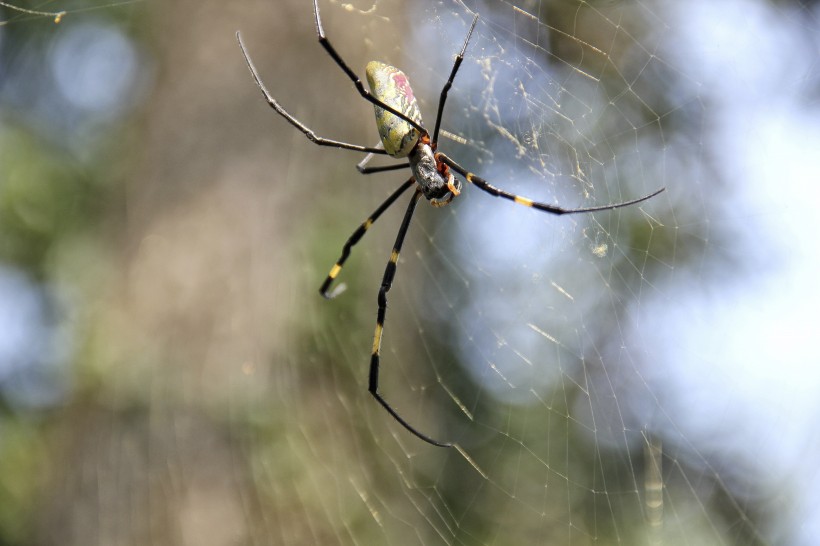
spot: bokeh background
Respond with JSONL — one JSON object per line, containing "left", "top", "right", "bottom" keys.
{"left": 1, "top": 0, "right": 819, "bottom": 544}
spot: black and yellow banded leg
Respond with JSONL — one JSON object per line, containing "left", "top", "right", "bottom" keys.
{"left": 437, "top": 153, "right": 665, "bottom": 215}
{"left": 320, "top": 179, "right": 415, "bottom": 299}
{"left": 368, "top": 189, "right": 453, "bottom": 448}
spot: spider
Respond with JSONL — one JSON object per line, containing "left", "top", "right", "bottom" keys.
{"left": 237, "top": 0, "right": 664, "bottom": 448}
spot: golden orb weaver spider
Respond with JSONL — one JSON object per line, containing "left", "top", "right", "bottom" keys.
{"left": 237, "top": 0, "right": 665, "bottom": 448}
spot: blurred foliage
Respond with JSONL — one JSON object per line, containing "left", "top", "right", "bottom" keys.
{"left": 0, "top": 418, "right": 47, "bottom": 543}
{"left": 0, "top": 8, "right": 124, "bottom": 545}
{"left": 0, "top": 127, "right": 103, "bottom": 276}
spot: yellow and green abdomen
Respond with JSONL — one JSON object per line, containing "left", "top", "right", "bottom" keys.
{"left": 365, "top": 61, "right": 423, "bottom": 158}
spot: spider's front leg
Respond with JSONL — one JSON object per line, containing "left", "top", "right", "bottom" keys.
{"left": 320, "top": 180, "right": 415, "bottom": 299}
{"left": 437, "top": 153, "right": 665, "bottom": 215}
{"left": 368, "top": 189, "right": 453, "bottom": 448}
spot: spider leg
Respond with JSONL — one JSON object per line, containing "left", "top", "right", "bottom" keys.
{"left": 237, "top": 32, "right": 387, "bottom": 154}
{"left": 438, "top": 153, "right": 665, "bottom": 214}
{"left": 369, "top": 189, "right": 453, "bottom": 448}
{"left": 320, "top": 179, "right": 415, "bottom": 299}
{"left": 432, "top": 14, "right": 478, "bottom": 145}
{"left": 358, "top": 163, "right": 412, "bottom": 175}
{"left": 356, "top": 143, "right": 411, "bottom": 175}
{"left": 312, "top": 0, "right": 427, "bottom": 136}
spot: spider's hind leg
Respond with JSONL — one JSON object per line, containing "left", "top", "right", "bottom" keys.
{"left": 236, "top": 31, "right": 388, "bottom": 154}
{"left": 311, "top": 0, "right": 427, "bottom": 136}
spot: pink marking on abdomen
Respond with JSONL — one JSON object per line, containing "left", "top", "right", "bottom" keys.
{"left": 391, "top": 71, "right": 415, "bottom": 102}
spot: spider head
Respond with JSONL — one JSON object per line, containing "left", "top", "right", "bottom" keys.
{"left": 409, "top": 142, "right": 461, "bottom": 207}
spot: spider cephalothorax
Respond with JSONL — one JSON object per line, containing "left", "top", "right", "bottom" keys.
{"left": 409, "top": 140, "right": 461, "bottom": 206}
{"left": 237, "top": 0, "right": 664, "bottom": 448}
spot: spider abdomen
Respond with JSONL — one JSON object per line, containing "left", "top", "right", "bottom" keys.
{"left": 365, "top": 61, "right": 423, "bottom": 158}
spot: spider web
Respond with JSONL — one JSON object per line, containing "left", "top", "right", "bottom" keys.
{"left": 260, "top": 1, "right": 819, "bottom": 544}
{"left": 2, "top": 0, "right": 820, "bottom": 544}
